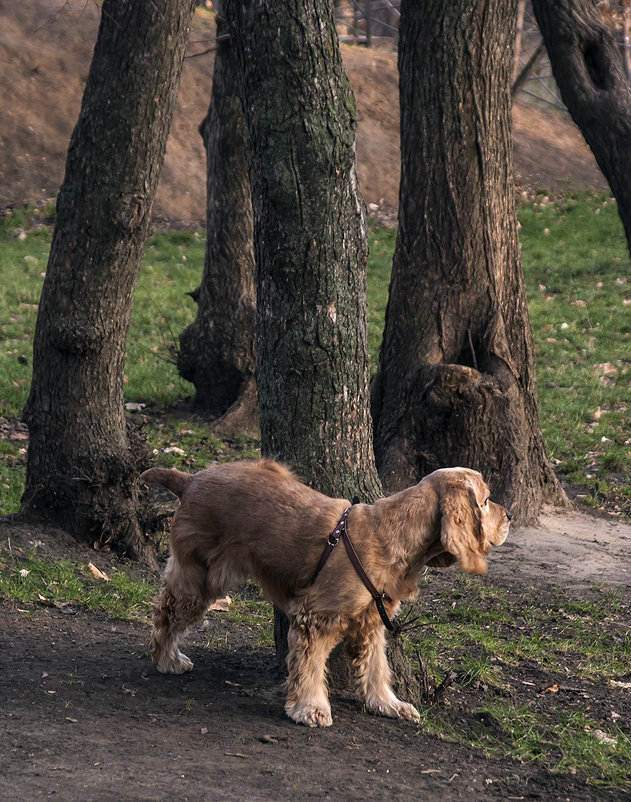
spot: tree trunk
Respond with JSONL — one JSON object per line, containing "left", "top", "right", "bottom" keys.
{"left": 532, "top": 0, "right": 631, "bottom": 257}
{"left": 226, "top": 0, "right": 418, "bottom": 700}
{"left": 20, "top": 0, "right": 196, "bottom": 558}
{"left": 177, "top": 4, "right": 258, "bottom": 436}
{"left": 371, "top": 0, "right": 567, "bottom": 524}
{"left": 225, "top": 0, "right": 381, "bottom": 504}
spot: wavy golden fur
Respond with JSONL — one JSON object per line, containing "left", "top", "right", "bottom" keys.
{"left": 141, "top": 460, "right": 510, "bottom": 727}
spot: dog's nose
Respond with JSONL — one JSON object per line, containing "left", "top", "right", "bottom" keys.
{"left": 506, "top": 509, "right": 512, "bottom": 521}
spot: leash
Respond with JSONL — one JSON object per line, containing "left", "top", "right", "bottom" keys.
{"left": 311, "top": 506, "right": 394, "bottom": 631}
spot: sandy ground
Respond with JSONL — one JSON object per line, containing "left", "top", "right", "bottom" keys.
{"left": 495, "top": 508, "right": 631, "bottom": 590}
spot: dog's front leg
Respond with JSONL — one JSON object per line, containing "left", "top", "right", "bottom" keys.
{"left": 349, "top": 621, "right": 420, "bottom": 722}
{"left": 284, "top": 613, "right": 341, "bottom": 728}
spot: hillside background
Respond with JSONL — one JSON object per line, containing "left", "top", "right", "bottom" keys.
{"left": 0, "top": 0, "right": 609, "bottom": 228}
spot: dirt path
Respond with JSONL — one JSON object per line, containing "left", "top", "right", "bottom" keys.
{"left": 1, "top": 510, "right": 629, "bottom": 801}
{"left": 494, "top": 508, "right": 631, "bottom": 590}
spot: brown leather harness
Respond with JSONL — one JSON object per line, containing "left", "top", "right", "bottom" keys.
{"left": 311, "top": 507, "right": 394, "bottom": 631}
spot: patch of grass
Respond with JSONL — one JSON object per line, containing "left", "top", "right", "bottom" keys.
{"left": 0, "top": 209, "right": 52, "bottom": 418}
{"left": 224, "top": 585, "right": 274, "bottom": 647}
{"left": 366, "top": 224, "right": 396, "bottom": 372}
{"left": 1, "top": 193, "right": 629, "bottom": 514}
{"left": 0, "top": 553, "right": 157, "bottom": 622}
{"left": 470, "top": 704, "right": 631, "bottom": 788}
{"left": 0, "top": 439, "right": 25, "bottom": 515}
{"left": 518, "top": 192, "right": 631, "bottom": 515}
{"left": 405, "top": 573, "right": 631, "bottom": 787}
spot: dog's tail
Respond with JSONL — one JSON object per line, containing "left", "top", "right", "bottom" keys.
{"left": 141, "top": 467, "right": 191, "bottom": 499}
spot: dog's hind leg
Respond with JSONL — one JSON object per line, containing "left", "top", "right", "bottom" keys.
{"left": 284, "top": 613, "right": 341, "bottom": 728}
{"left": 348, "top": 618, "right": 420, "bottom": 722}
{"left": 151, "top": 557, "right": 214, "bottom": 674}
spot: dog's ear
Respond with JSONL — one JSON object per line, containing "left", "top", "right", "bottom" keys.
{"left": 439, "top": 480, "right": 487, "bottom": 574}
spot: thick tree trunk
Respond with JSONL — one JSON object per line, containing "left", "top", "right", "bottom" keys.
{"left": 532, "top": 0, "right": 631, "bottom": 257}
{"left": 20, "top": 0, "right": 196, "bottom": 558}
{"left": 226, "top": 0, "right": 381, "bottom": 504}
{"left": 177, "top": 5, "right": 257, "bottom": 435}
{"left": 226, "top": 0, "right": 418, "bottom": 700}
{"left": 372, "top": 0, "right": 567, "bottom": 524}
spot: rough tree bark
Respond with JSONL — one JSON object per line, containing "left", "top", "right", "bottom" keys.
{"left": 20, "top": 0, "right": 196, "bottom": 558}
{"left": 225, "top": 0, "right": 381, "bottom": 504}
{"left": 371, "top": 0, "right": 567, "bottom": 524}
{"left": 177, "top": 3, "right": 258, "bottom": 435}
{"left": 225, "top": 0, "right": 418, "bottom": 700}
{"left": 532, "top": 0, "right": 631, "bottom": 256}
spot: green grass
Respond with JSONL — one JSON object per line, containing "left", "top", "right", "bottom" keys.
{"left": 517, "top": 193, "right": 631, "bottom": 513}
{"left": 0, "top": 552, "right": 156, "bottom": 622}
{"left": 2, "top": 194, "right": 630, "bottom": 515}
{"left": 406, "top": 574, "right": 629, "bottom": 683}
{"left": 1, "top": 194, "right": 630, "bottom": 516}
{"left": 403, "top": 572, "right": 631, "bottom": 787}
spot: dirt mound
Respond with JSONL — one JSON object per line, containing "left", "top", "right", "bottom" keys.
{"left": 0, "top": 0, "right": 608, "bottom": 228}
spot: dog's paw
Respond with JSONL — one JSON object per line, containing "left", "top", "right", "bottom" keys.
{"left": 366, "top": 696, "right": 420, "bottom": 722}
{"left": 393, "top": 700, "right": 421, "bottom": 722}
{"left": 286, "top": 702, "right": 333, "bottom": 728}
{"left": 155, "top": 650, "right": 194, "bottom": 675}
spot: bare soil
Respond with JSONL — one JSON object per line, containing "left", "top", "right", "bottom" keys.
{"left": 1, "top": 2, "right": 628, "bottom": 799}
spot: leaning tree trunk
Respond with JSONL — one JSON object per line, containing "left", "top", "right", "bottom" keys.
{"left": 226, "top": 0, "right": 418, "bottom": 698}
{"left": 371, "top": 0, "right": 567, "bottom": 524}
{"left": 532, "top": 0, "right": 631, "bottom": 257}
{"left": 20, "top": 0, "right": 196, "bottom": 558}
{"left": 177, "top": 3, "right": 257, "bottom": 435}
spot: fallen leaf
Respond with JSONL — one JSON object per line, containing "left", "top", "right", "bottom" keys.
{"left": 595, "top": 362, "right": 618, "bottom": 376}
{"left": 88, "top": 562, "right": 110, "bottom": 581}
{"left": 540, "top": 682, "right": 560, "bottom": 695}
{"left": 163, "top": 446, "right": 185, "bottom": 455}
{"left": 209, "top": 595, "right": 232, "bottom": 612}
{"left": 610, "top": 680, "right": 631, "bottom": 689}
{"left": 225, "top": 680, "right": 241, "bottom": 688}
{"left": 591, "top": 729, "right": 617, "bottom": 746}
{"left": 224, "top": 752, "right": 249, "bottom": 759}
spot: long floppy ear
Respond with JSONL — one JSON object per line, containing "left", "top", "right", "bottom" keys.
{"left": 439, "top": 481, "right": 487, "bottom": 574}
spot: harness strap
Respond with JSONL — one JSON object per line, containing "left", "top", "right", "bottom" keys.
{"left": 310, "top": 507, "right": 350, "bottom": 585}
{"left": 311, "top": 507, "right": 394, "bottom": 631}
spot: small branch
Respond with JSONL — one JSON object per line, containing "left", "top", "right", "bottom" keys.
{"left": 467, "top": 328, "right": 479, "bottom": 371}
{"left": 513, "top": 41, "right": 546, "bottom": 94}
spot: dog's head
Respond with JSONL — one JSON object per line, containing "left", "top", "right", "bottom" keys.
{"left": 428, "top": 468, "right": 510, "bottom": 574}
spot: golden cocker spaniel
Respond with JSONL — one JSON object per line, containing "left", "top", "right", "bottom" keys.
{"left": 141, "top": 460, "right": 510, "bottom": 727}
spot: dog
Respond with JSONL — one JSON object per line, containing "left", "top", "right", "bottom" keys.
{"left": 141, "top": 460, "right": 510, "bottom": 727}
